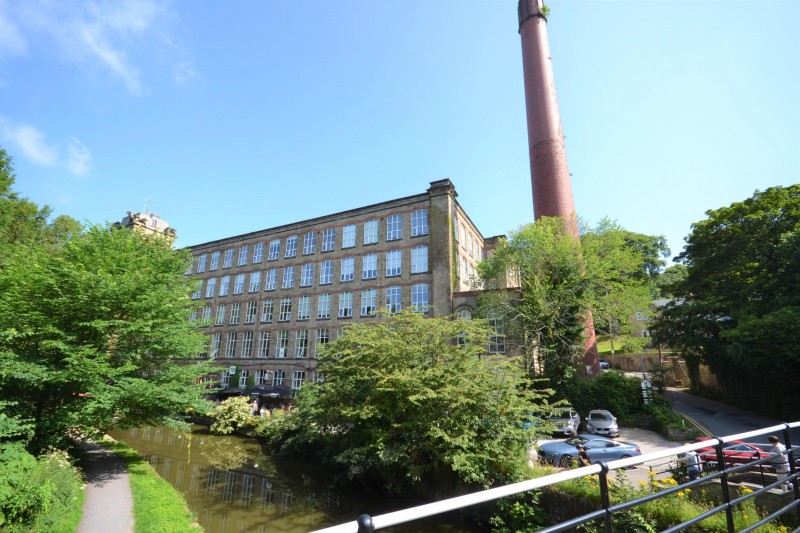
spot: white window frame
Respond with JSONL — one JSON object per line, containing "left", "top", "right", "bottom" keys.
{"left": 273, "top": 369, "right": 285, "bottom": 386}
{"left": 233, "top": 273, "right": 245, "bottom": 295}
{"left": 276, "top": 332, "right": 288, "bottom": 358}
{"left": 386, "top": 249, "right": 402, "bottom": 277}
{"left": 196, "top": 254, "right": 207, "bottom": 273}
{"left": 361, "top": 289, "right": 376, "bottom": 316}
{"left": 315, "top": 328, "right": 329, "bottom": 357}
{"left": 291, "top": 370, "right": 305, "bottom": 390}
{"left": 210, "top": 251, "right": 220, "bottom": 271}
{"left": 411, "top": 245, "right": 428, "bottom": 273}
{"left": 205, "top": 277, "right": 217, "bottom": 298}
{"left": 322, "top": 228, "right": 335, "bottom": 252}
{"left": 215, "top": 304, "right": 226, "bottom": 325}
{"left": 260, "top": 300, "right": 274, "bottom": 322}
{"left": 223, "top": 249, "right": 234, "bottom": 268}
{"left": 282, "top": 266, "right": 294, "bottom": 289}
{"left": 362, "top": 253, "right": 377, "bottom": 280}
{"left": 202, "top": 305, "right": 213, "bottom": 322}
{"left": 363, "top": 219, "right": 378, "bottom": 245}
{"left": 297, "top": 295, "right": 311, "bottom": 320}
{"left": 245, "top": 300, "right": 258, "bottom": 324}
{"left": 229, "top": 302, "right": 241, "bottom": 324}
{"left": 387, "top": 214, "right": 402, "bottom": 241}
{"left": 209, "top": 333, "right": 221, "bottom": 358}
{"left": 340, "top": 257, "right": 354, "bottom": 282}
{"left": 279, "top": 297, "right": 292, "bottom": 321}
{"left": 285, "top": 235, "right": 298, "bottom": 258}
{"left": 257, "top": 331, "right": 271, "bottom": 358}
{"left": 300, "top": 263, "right": 314, "bottom": 287}
{"left": 318, "top": 293, "right": 331, "bottom": 319}
{"left": 268, "top": 240, "right": 280, "bottom": 261}
{"left": 411, "top": 209, "right": 428, "bottom": 236}
{"left": 342, "top": 224, "right": 356, "bottom": 248}
{"left": 319, "top": 260, "right": 333, "bottom": 285}
{"left": 240, "top": 331, "right": 253, "bottom": 358}
{"left": 225, "top": 332, "right": 237, "bottom": 358}
{"left": 265, "top": 269, "right": 277, "bottom": 291}
{"left": 386, "top": 286, "right": 402, "bottom": 314}
{"left": 338, "top": 292, "right": 353, "bottom": 318}
{"left": 219, "top": 275, "right": 230, "bottom": 296}
{"left": 248, "top": 271, "right": 261, "bottom": 292}
{"left": 252, "top": 242, "right": 264, "bottom": 264}
{"left": 303, "top": 231, "right": 316, "bottom": 255}
{"left": 411, "top": 283, "right": 429, "bottom": 313}
{"left": 295, "top": 330, "right": 308, "bottom": 358}
{"left": 238, "top": 245, "right": 249, "bottom": 266}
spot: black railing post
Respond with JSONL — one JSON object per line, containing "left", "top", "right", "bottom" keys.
{"left": 597, "top": 461, "right": 613, "bottom": 533}
{"left": 712, "top": 437, "right": 736, "bottom": 532}
{"left": 357, "top": 514, "right": 374, "bottom": 533}
{"left": 781, "top": 423, "right": 800, "bottom": 521}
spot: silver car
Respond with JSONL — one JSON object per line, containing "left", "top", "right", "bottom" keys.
{"left": 585, "top": 409, "right": 619, "bottom": 438}
{"left": 548, "top": 409, "right": 580, "bottom": 437}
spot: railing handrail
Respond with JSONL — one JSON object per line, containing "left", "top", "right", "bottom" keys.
{"left": 311, "top": 421, "right": 800, "bottom": 533}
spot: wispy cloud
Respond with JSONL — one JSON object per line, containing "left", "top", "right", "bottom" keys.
{"left": 1, "top": 118, "right": 92, "bottom": 176}
{"left": 2, "top": 122, "right": 58, "bottom": 166}
{"left": 68, "top": 138, "right": 92, "bottom": 175}
{"left": 4, "top": 0, "right": 194, "bottom": 95}
{"left": 0, "top": 2, "right": 28, "bottom": 57}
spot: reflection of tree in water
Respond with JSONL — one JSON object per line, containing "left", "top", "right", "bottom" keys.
{"left": 200, "top": 436, "right": 255, "bottom": 470}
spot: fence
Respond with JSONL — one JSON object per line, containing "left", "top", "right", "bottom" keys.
{"left": 312, "top": 422, "right": 800, "bottom": 533}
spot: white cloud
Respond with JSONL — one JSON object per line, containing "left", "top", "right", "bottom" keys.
{"left": 0, "top": 3, "right": 28, "bottom": 57}
{"left": 5, "top": 0, "right": 188, "bottom": 95}
{"left": 3, "top": 123, "right": 58, "bottom": 166}
{"left": 174, "top": 61, "right": 196, "bottom": 84}
{"left": 68, "top": 137, "right": 92, "bottom": 175}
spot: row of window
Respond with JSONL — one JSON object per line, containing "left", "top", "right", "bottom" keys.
{"left": 191, "top": 284, "right": 430, "bottom": 326}
{"left": 204, "top": 312, "right": 505, "bottom": 362}
{"left": 453, "top": 215, "right": 483, "bottom": 262}
{"left": 220, "top": 368, "right": 314, "bottom": 390}
{"left": 193, "top": 210, "right": 429, "bottom": 274}
{"left": 192, "top": 247, "right": 429, "bottom": 299}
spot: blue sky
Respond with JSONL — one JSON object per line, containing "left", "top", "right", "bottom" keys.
{"left": 1, "top": 0, "right": 798, "bottom": 263}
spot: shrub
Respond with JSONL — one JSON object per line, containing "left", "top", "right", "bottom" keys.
{"left": 0, "top": 443, "right": 83, "bottom": 532}
{"left": 207, "top": 396, "right": 253, "bottom": 435}
{"left": 558, "top": 371, "right": 643, "bottom": 419}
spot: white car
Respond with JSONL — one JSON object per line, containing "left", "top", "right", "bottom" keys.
{"left": 585, "top": 409, "right": 619, "bottom": 438}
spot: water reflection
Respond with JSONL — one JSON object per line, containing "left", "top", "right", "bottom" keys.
{"left": 111, "top": 425, "right": 479, "bottom": 533}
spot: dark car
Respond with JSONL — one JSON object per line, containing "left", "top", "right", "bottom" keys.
{"left": 538, "top": 434, "right": 642, "bottom": 468}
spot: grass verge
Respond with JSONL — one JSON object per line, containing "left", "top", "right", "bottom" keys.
{"left": 100, "top": 438, "right": 202, "bottom": 533}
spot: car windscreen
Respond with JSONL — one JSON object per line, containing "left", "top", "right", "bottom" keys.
{"left": 589, "top": 412, "right": 611, "bottom": 421}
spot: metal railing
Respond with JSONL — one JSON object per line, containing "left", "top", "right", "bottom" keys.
{"left": 312, "top": 422, "right": 800, "bottom": 533}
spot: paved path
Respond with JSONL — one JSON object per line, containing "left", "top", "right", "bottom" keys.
{"left": 77, "top": 440, "right": 134, "bottom": 533}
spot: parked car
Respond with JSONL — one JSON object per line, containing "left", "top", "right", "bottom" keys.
{"left": 548, "top": 409, "right": 580, "bottom": 437}
{"left": 599, "top": 359, "right": 611, "bottom": 370}
{"left": 695, "top": 439, "right": 800, "bottom": 470}
{"left": 538, "top": 434, "right": 642, "bottom": 468}
{"left": 585, "top": 409, "right": 619, "bottom": 437}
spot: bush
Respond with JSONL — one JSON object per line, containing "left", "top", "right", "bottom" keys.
{"left": 558, "top": 371, "right": 644, "bottom": 419}
{"left": 207, "top": 396, "right": 253, "bottom": 435}
{"left": 0, "top": 443, "right": 83, "bottom": 532}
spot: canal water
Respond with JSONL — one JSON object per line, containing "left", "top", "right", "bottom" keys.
{"left": 110, "top": 425, "right": 484, "bottom": 533}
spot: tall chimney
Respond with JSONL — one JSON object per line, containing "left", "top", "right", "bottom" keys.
{"left": 518, "top": 0, "right": 599, "bottom": 374}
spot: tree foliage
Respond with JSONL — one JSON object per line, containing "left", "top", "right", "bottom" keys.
{"left": 651, "top": 185, "right": 800, "bottom": 418}
{"left": 581, "top": 219, "right": 668, "bottom": 354}
{"left": 207, "top": 396, "right": 253, "bottom": 435}
{"left": 0, "top": 223, "right": 214, "bottom": 453}
{"left": 263, "top": 311, "right": 554, "bottom": 495}
{"left": 0, "top": 148, "right": 82, "bottom": 263}
{"left": 478, "top": 217, "right": 588, "bottom": 383}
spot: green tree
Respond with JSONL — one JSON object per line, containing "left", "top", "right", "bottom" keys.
{"left": 0, "top": 224, "right": 213, "bottom": 453}
{"left": 581, "top": 219, "right": 668, "bottom": 355}
{"left": 478, "top": 217, "right": 588, "bottom": 383}
{"left": 655, "top": 265, "right": 687, "bottom": 298}
{"left": 264, "top": 311, "right": 553, "bottom": 495}
{"left": 652, "top": 185, "right": 800, "bottom": 417}
{"left": 0, "top": 148, "right": 82, "bottom": 262}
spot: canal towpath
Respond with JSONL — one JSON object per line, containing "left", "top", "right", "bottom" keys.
{"left": 77, "top": 440, "right": 134, "bottom": 533}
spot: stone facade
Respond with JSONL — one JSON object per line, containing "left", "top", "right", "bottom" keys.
{"left": 185, "top": 180, "right": 496, "bottom": 393}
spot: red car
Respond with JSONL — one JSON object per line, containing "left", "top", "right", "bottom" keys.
{"left": 696, "top": 439, "right": 800, "bottom": 470}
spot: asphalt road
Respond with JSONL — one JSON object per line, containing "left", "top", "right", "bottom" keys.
{"left": 665, "top": 389, "right": 800, "bottom": 444}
